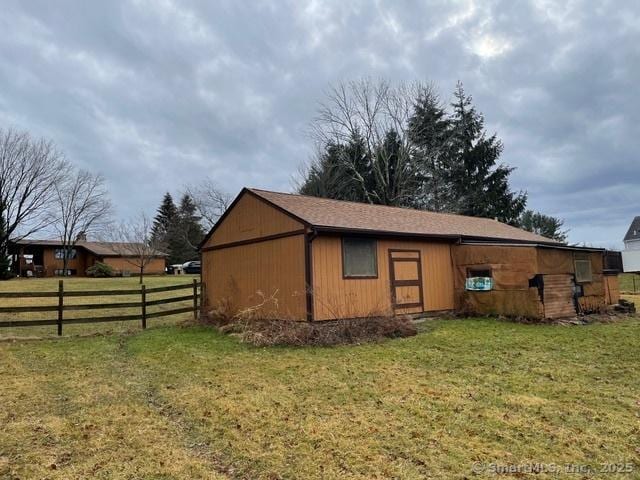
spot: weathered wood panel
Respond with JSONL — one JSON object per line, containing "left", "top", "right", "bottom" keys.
{"left": 205, "top": 193, "right": 303, "bottom": 247}
{"left": 543, "top": 274, "right": 576, "bottom": 318}
{"left": 202, "top": 234, "right": 307, "bottom": 320}
{"left": 311, "top": 236, "right": 454, "bottom": 320}
{"left": 604, "top": 274, "right": 620, "bottom": 305}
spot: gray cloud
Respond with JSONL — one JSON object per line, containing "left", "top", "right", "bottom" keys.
{"left": 0, "top": 0, "right": 638, "bottom": 247}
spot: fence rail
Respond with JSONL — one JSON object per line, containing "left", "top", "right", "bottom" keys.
{"left": 0, "top": 279, "right": 202, "bottom": 335}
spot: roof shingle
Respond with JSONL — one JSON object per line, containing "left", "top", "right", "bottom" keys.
{"left": 249, "top": 188, "right": 561, "bottom": 245}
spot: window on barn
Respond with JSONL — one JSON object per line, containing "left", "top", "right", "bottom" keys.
{"left": 467, "top": 267, "right": 492, "bottom": 278}
{"left": 574, "top": 254, "right": 592, "bottom": 283}
{"left": 342, "top": 238, "right": 377, "bottom": 278}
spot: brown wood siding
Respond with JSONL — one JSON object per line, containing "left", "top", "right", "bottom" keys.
{"left": 311, "top": 236, "right": 454, "bottom": 320}
{"left": 604, "top": 274, "right": 620, "bottom": 305}
{"left": 452, "top": 245, "right": 543, "bottom": 318}
{"left": 42, "top": 247, "right": 90, "bottom": 276}
{"left": 205, "top": 193, "right": 303, "bottom": 248}
{"left": 102, "top": 257, "right": 166, "bottom": 275}
{"left": 542, "top": 274, "right": 576, "bottom": 319}
{"left": 202, "top": 234, "right": 307, "bottom": 320}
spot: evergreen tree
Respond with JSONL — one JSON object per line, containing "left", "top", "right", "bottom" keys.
{"left": 151, "top": 192, "right": 178, "bottom": 244}
{"left": 176, "top": 194, "right": 205, "bottom": 260}
{"left": 300, "top": 134, "right": 373, "bottom": 203}
{"left": 408, "top": 88, "right": 451, "bottom": 211}
{"left": 150, "top": 192, "right": 178, "bottom": 264}
{"left": 370, "top": 129, "right": 417, "bottom": 207}
{"left": 299, "top": 80, "right": 535, "bottom": 226}
{"left": 519, "top": 210, "right": 568, "bottom": 242}
{"left": 443, "top": 82, "right": 526, "bottom": 225}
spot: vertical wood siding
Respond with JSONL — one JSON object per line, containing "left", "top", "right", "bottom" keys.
{"left": 42, "top": 247, "right": 89, "bottom": 276}
{"left": 205, "top": 193, "right": 303, "bottom": 247}
{"left": 202, "top": 234, "right": 307, "bottom": 320}
{"left": 311, "top": 236, "right": 454, "bottom": 320}
{"left": 202, "top": 191, "right": 307, "bottom": 320}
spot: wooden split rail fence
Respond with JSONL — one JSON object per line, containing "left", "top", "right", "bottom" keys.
{"left": 0, "top": 279, "right": 202, "bottom": 335}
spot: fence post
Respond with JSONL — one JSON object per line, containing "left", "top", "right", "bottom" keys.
{"left": 634, "top": 275, "right": 637, "bottom": 294}
{"left": 57, "top": 280, "right": 63, "bottom": 336}
{"left": 141, "top": 284, "right": 147, "bottom": 329}
{"left": 193, "top": 279, "right": 198, "bottom": 320}
{"left": 200, "top": 282, "right": 206, "bottom": 317}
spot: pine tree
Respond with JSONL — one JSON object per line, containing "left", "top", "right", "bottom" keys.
{"left": 151, "top": 192, "right": 178, "bottom": 244}
{"left": 408, "top": 88, "right": 451, "bottom": 211}
{"left": 519, "top": 210, "right": 568, "bottom": 242}
{"left": 150, "top": 193, "right": 179, "bottom": 264}
{"left": 300, "top": 134, "right": 373, "bottom": 203}
{"left": 443, "top": 82, "right": 527, "bottom": 225}
{"left": 177, "top": 194, "right": 204, "bottom": 258}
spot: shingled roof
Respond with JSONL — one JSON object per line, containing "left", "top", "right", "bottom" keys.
{"left": 13, "top": 239, "right": 167, "bottom": 257}
{"left": 244, "top": 188, "right": 561, "bottom": 245}
{"left": 624, "top": 216, "right": 640, "bottom": 242}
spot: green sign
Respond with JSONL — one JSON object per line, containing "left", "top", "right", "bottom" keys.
{"left": 465, "top": 277, "right": 493, "bottom": 291}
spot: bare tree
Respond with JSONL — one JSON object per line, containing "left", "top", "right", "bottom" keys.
{"left": 110, "top": 212, "right": 166, "bottom": 283}
{"left": 300, "top": 79, "right": 424, "bottom": 207}
{"left": 52, "top": 169, "right": 112, "bottom": 275}
{"left": 0, "top": 127, "right": 67, "bottom": 251}
{"left": 185, "top": 178, "right": 232, "bottom": 230}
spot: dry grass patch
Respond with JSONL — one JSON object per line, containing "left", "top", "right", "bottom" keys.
{"left": 1, "top": 318, "right": 639, "bottom": 479}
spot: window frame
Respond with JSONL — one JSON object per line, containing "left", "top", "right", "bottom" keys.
{"left": 54, "top": 248, "right": 77, "bottom": 260}
{"left": 574, "top": 258, "right": 593, "bottom": 283}
{"left": 341, "top": 237, "right": 378, "bottom": 279}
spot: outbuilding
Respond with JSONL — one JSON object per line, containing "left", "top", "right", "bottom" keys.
{"left": 200, "top": 188, "right": 620, "bottom": 321}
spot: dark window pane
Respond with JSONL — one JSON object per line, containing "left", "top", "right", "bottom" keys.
{"left": 343, "top": 238, "right": 377, "bottom": 277}
{"left": 467, "top": 268, "right": 492, "bottom": 278}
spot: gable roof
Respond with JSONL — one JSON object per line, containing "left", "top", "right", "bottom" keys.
{"left": 12, "top": 239, "right": 167, "bottom": 257}
{"left": 624, "top": 216, "right": 640, "bottom": 242}
{"left": 201, "top": 187, "right": 562, "bottom": 247}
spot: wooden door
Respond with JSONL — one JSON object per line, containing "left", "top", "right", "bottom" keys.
{"left": 389, "top": 249, "right": 424, "bottom": 314}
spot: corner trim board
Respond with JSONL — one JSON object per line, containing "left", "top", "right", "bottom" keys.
{"left": 201, "top": 229, "right": 306, "bottom": 251}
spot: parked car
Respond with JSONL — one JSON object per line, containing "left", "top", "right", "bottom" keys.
{"left": 182, "top": 260, "right": 200, "bottom": 274}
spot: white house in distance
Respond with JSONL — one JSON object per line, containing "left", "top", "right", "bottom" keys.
{"left": 622, "top": 216, "right": 640, "bottom": 272}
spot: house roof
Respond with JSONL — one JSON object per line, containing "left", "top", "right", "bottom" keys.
{"left": 624, "top": 216, "right": 640, "bottom": 242}
{"left": 12, "top": 239, "right": 167, "bottom": 257}
{"left": 203, "top": 188, "right": 561, "bottom": 246}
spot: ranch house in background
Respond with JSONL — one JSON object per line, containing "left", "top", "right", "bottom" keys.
{"left": 8, "top": 239, "right": 167, "bottom": 277}
{"left": 200, "top": 188, "right": 621, "bottom": 322}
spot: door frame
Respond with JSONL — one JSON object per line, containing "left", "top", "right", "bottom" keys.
{"left": 388, "top": 249, "right": 424, "bottom": 311}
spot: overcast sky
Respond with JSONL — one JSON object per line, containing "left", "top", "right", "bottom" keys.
{"left": 1, "top": 0, "right": 638, "bottom": 248}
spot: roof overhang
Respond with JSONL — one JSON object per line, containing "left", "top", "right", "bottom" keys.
{"left": 313, "top": 226, "right": 564, "bottom": 247}
{"left": 458, "top": 240, "right": 604, "bottom": 252}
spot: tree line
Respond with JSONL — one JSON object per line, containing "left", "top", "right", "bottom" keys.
{"left": 0, "top": 78, "right": 568, "bottom": 280}
{"left": 0, "top": 127, "right": 228, "bottom": 281}
{"left": 298, "top": 79, "right": 567, "bottom": 241}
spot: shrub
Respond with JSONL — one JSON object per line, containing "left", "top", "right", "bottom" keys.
{"left": 202, "top": 312, "right": 417, "bottom": 347}
{"left": 0, "top": 254, "right": 13, "bottom": 280}
{"left": 86, "top": 262, "right": 115, "bottom": 278}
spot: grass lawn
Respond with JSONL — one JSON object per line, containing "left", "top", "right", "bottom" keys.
{"left": 620, "top": 273, "right": 640, "bottom": 294}
{"left": 0, "top": 275, "right": 199, "bottom": 339}
{"left": 1, "top": 318, "right": 638, "bottom": 479}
